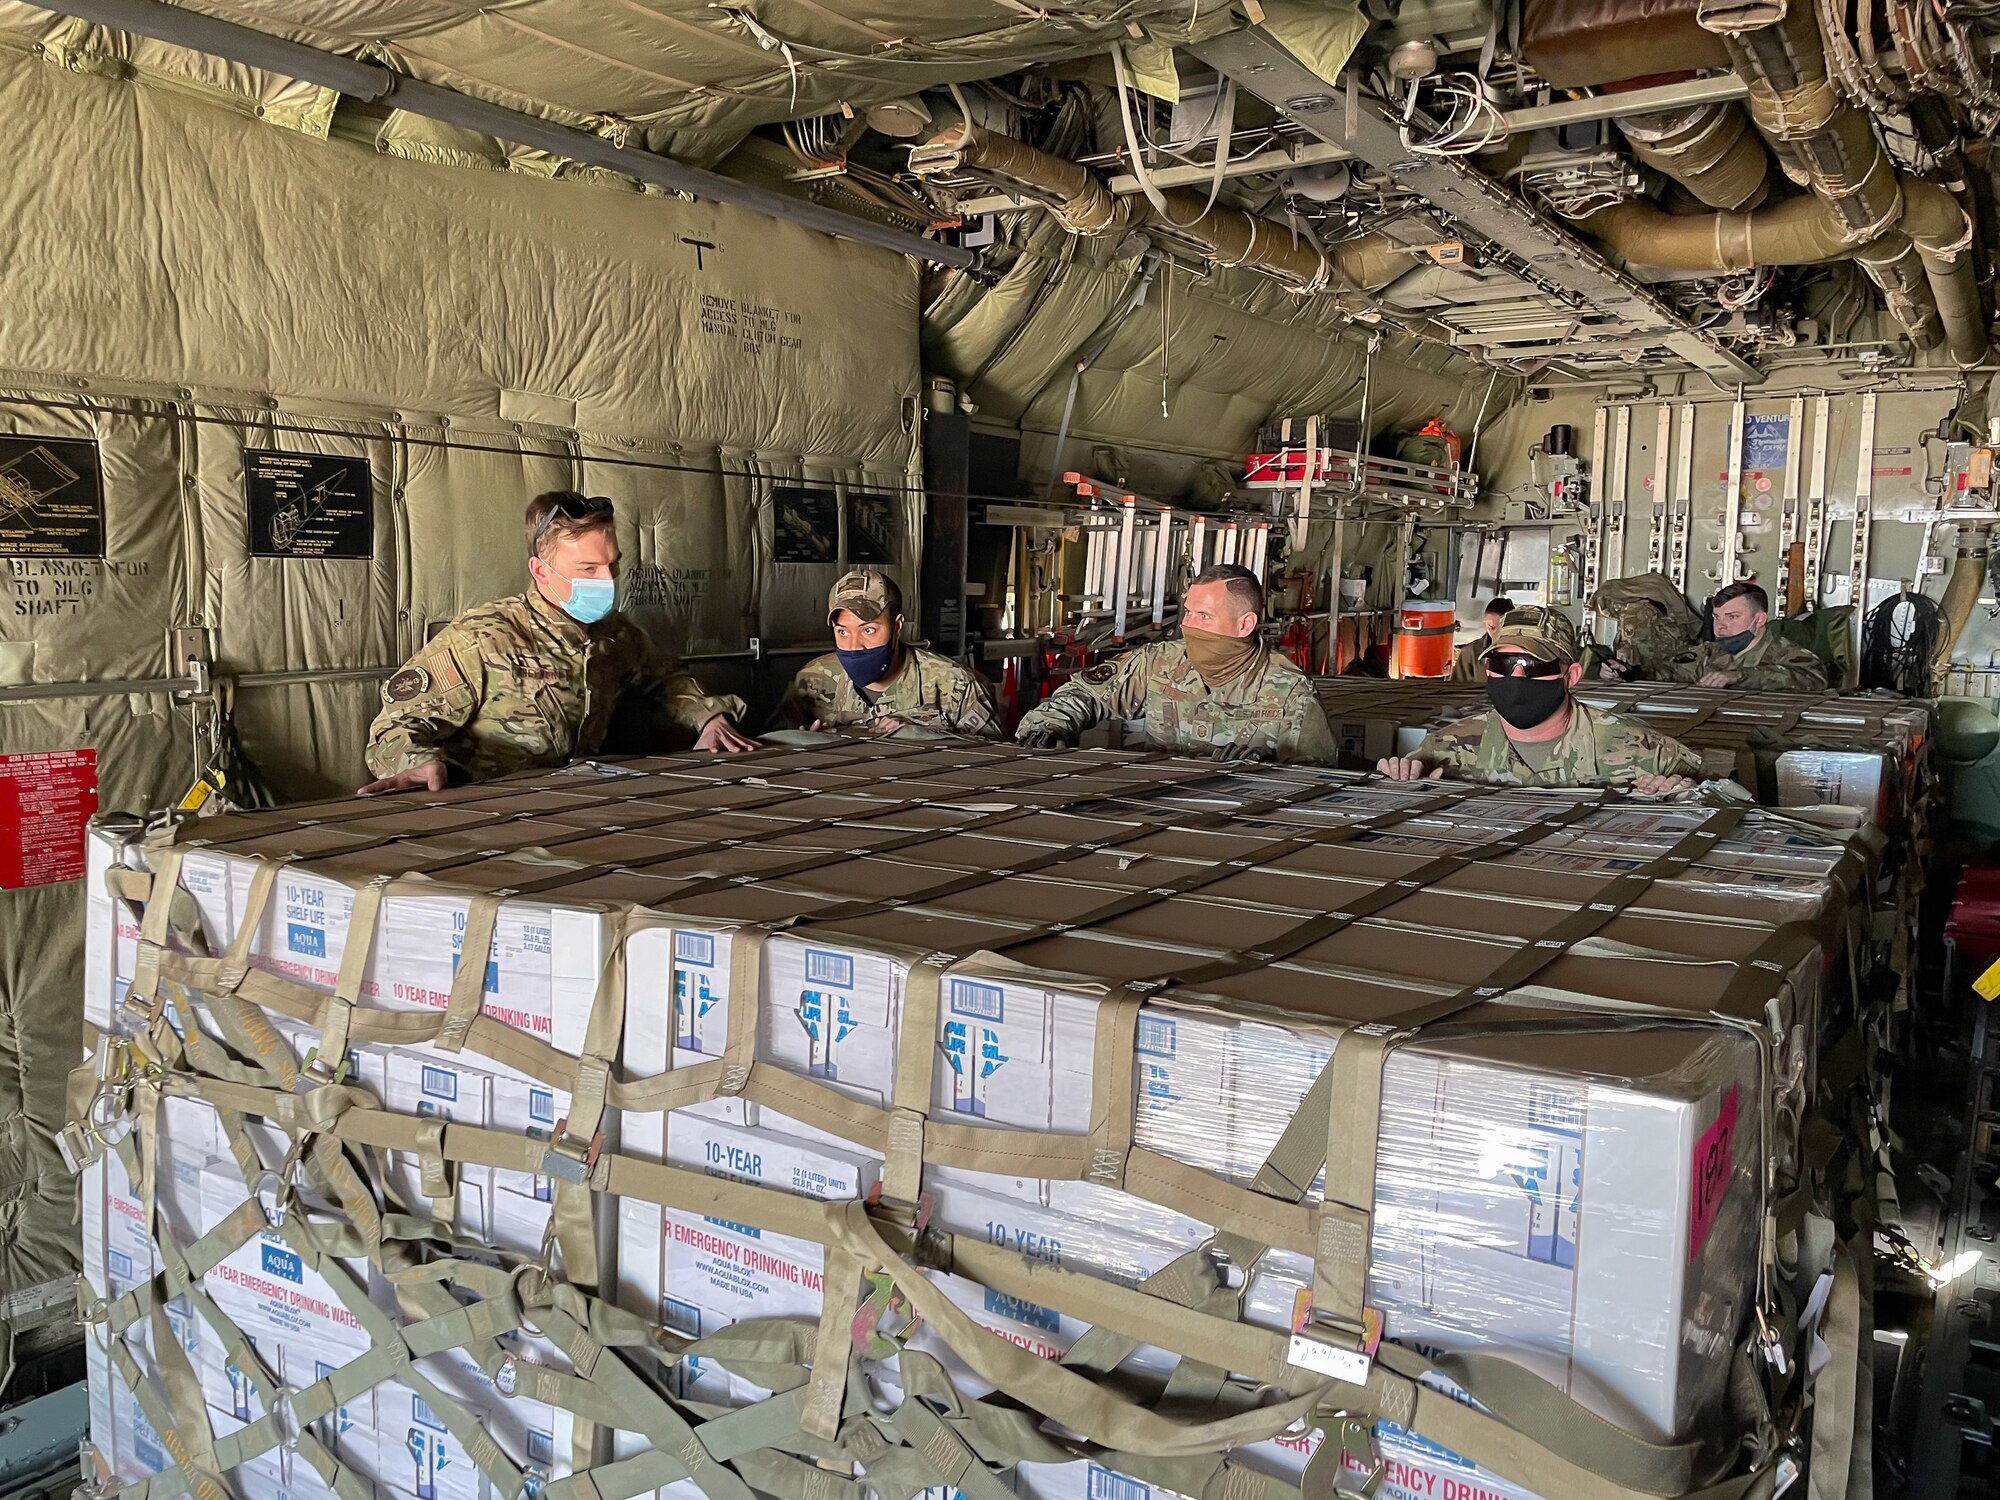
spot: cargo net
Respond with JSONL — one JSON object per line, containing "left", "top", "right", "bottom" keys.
{"left": 68, "top": 742, "right": 1873, "bottom": 1500}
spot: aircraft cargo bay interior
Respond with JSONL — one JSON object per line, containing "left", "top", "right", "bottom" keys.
{"left": 8, "top": 2, "right": 2000, "bottom": 1498}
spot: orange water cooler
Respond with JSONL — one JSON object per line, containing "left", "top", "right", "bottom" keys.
{"left": 1391, "top": 601, "right": 1457, "bottom": 678}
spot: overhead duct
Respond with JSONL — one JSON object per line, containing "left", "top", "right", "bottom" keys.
{"left": 1901, "top": 177, "right": 1990, "bottom": 368}
{"left": 909, "top": 123, "right": 1409, "bottom": 293}
{"left": 1520, "top": 0, "right": 1731, "bottom": 86}
{"left": 1584, "top": 178, "right": 1987, "bottom": 362}
{"left": 1582, "top": 193, "right": 1856, "bottom": 269}
{"left": 1616, "top": 102, "right": 1772, "bottom": 211}
{"left": 1933, "top": 532, "right": 1991, "bottom": 687}
{"left": 1695, "top": 0, "right": 1989, "bottom": 359}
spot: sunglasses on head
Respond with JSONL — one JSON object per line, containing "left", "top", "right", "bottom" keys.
{"left": 1485, "top": 653, "right": 1566, "bottom": 678}
{"left": 533, "top": 494, "right": 615, "bottom": 549}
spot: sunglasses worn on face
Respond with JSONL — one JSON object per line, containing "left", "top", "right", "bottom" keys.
{"left": 533, "top": 495, "right": 615, "bottom": 549}
{"left": 1485, "top": 653, "right": 1566, "bottom": 678}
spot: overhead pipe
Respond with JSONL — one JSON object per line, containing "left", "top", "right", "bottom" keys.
{"left": 1583, "top": 181, "right": 1987, "bottom": 365}
{"left": 35, "top": 0, "right": 979, "bottom": 269}
{"left": 1694, "top": 0, "right": 1990, "bottom": 359}
{"left": 1581, "top": 193, "right": 1858, "bottom": 270}
{"left": 1900, "top": 178, "right": 1990, "bottom": 368}
{"left": 1616, "top": 101, "right": 1772, "bottom": 211}
{"left": 909, "top": 123, "right": 1409, "bottom": 293}
{"left": 1932, "top": 531, "right": 1990, "bottom": 686}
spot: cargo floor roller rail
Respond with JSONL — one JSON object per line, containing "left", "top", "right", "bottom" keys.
{"left": 66, "top": 739, "right": 1901, "bottom": 1500}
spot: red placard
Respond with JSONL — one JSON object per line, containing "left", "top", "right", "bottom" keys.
{"left": 0, "top": 749, "right": 98, "bottom": 889}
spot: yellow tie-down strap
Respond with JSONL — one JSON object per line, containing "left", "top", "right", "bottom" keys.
{"left": 76, "top": 797, "right": 1822, "bottom": 1500}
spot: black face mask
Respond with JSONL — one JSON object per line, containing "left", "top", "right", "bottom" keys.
{"left": 1714, "top": 628, "right": 1756, "bottom": 656}
{"left": 1486, "top": 674, "right": 1568, "bottom": 730}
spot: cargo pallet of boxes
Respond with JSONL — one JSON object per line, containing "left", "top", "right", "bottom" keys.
{"left": 72, "top": 742, "right": 1881, "bottom": 1500}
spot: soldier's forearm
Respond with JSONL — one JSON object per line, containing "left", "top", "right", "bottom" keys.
{"left": 659, "top": 681, "right": 749, "bottom": 732}
{"left": 1015, "top": 704, "right": 1089, "bottom": 739}
{"left": 365, "top": 738, "right": 449, "bottom": 779}
{"left": 1020, "top": 685, "right": 1106, "bottom": 737}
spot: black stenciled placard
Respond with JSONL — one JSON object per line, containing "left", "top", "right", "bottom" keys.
{"left": 847, "top": 492, "right": 898, "bottom": 564}
{"left": 0, "top": 436, "right": 105, "bottom": 557}
{"left": 772, "top": 486, "right": 839, "bottom": 564}
{"left": 246, "top": 449, "right": 373, "bottom": 559}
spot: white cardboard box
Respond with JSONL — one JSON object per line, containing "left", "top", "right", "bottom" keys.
{"left": 104, "top": 844, "right": 609, "bottom": 1081}
{"left": 618, "top": 1116, "right": 879, "bottom": 1341}
{"left": 1776, "top": 749, "right": 1887, "bottom": 817}
{"left": 761, "top": 937, "right": 904, "bottom": 1110}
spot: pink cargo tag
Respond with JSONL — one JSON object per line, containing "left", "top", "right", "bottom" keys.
{"left": 1689, "top": 1086, "right": 1740, "bottom": 1261}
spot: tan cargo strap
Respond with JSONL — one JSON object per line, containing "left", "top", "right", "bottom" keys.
{"left": 437, "top": 889, "right": 505, "bottom": 1052}
{"left": 717, "top": 925, "right": 772, "bottom": 1096}
{"left": 121, "top": 846, "right": 187, "bottom": 1019}
{"left": 884, "top": 949, "right": 955, "bottom": 1208}
{"left": 1304, "top": 1021, "right": 1394, "bottom": 1352}
{"left": 318, "top": 872, "right": 393, "bottom": 1076}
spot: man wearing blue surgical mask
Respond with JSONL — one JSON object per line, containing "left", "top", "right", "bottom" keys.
{"left": 1662, "top": 580, "right": 1829, "bottom": 692}
{"left": 359, "top": 491, "right": 757, "bottom": 793}
{"left": 773, "top": 569, "right": 999, "bottom": 739}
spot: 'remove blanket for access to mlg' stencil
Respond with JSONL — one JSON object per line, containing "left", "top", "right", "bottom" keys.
{"left": 75, "top": 743, "right": 1858, "bottom": 1500}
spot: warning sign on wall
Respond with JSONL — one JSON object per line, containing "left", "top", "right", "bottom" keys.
{"left": 772, "top": 487, "right": 839, "bottom": 564}
{"left": 847, "top": 492, "right": 899, "bottom": 564}
{"left": 0, "top": 436, "right": 105, "bottom": 558}
{"left": 245, "top": 450, "right": 374, "bottom": 559}
{"left": 0, "top": 750, "right": 97, "bottom": 889}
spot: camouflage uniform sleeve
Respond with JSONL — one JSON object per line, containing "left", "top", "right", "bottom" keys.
{"left": 1015, "top": 650, "right": 1150, "bottom": 740}
{"left": 1755, "top": 642, "right": 1829, "bottom": 692}
{"left": 1411, "top": 718, "right": 1486, "bottom": 774}
{"left": 772, "top": 660, "right": 837, "bottom": 731}
{"left": 942, "top": 662, "right": 1002, "bottom": 740}
{"left": 1280, "top": 688, "right": 1340, "bottom": 765}
{"left": 620, "top": 622, "right": 748, "bottom": 733}
{"left": 1659, "top": 645, "right": 1712, "bottom": 685}
{"left": 364, "top": 628, "right": 485, "bottom": 778}
{"left": 1449, "top": 638, "right": 1483, "bottom": 683}
{"left": 1597, "top": 714, "right": 1705, "bottom": 781}
{"left": 1654, "top": 730, "right": 1705, "bottom": 778}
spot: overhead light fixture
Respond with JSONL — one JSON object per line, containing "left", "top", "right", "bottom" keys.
{"left": 1389, "top": 38, "right": 1439, "bottom": 80}
{"left": 866, "top": 97, "right": 933, "bottom": 138}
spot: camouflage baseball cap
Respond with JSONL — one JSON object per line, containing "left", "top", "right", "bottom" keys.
{"left": 827, "top": 567, "right": 901, "bottom": 623}
{"left": 1484, "top": 604, "right": 1579, "bottom": 665}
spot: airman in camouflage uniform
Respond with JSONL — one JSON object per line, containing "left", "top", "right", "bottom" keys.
{"left": 1409, "top": 699, "right": 1705, "bottom": 787}
{"left": 1659, "top": 580, "right": 1829, "bottom": 691}
{"left": 1450, "top": 596, "right": 1513, "bottom": 682}
{"left": 1015, "top": 564, "right": 1337, "bottom": 763}
{"left": 1380, "top": 605, "right": 1702, "bottom": 790}
{"left": 1664, "top": 631, "right": 1829, "bottom": 692}
{"left": 774, "top": 570, "right": 999, "bottom": 738}
{"left": 361, "top": 493, "right": 752, "bottom": 791}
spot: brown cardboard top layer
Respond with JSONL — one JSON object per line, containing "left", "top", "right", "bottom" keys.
{"left": 163, "top": 740, "right": 1871, "bottom": 1036}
